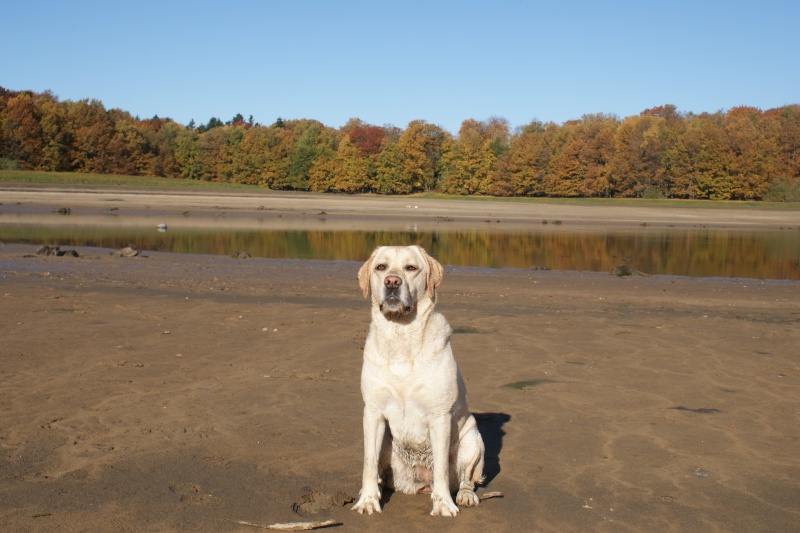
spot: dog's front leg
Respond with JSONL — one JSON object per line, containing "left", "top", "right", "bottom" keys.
{"left": 352, "top": 408, "right": 386, "bottom": 515}
{"left": 428, "top": 414, "right": 459, "bottom": 517}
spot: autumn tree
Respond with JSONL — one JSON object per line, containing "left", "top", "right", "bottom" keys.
{"left": 537, "top": 115, "right": 618, "bottom": 197}
{"left": 606, "top": 114, "right": 673, "bottom": 197}
{"left": 335, "top": 135, "right": 373, "bottom": 192}
{"left": 499, "top": 121, "right": 551, "bottom": 196}
{"left": 339, "top": 118, "right": 387, "bottom": 156}
{"left": 105, "top": 115, "right": 147, "bottom": 175}
{"left": 541, "top": 121, "right": 581, "bottom": 196}
{"left": 671, "top": 113, "right": 734, "bottom": 199}
{"left": 195, "top": 126, "right": 227, "bottom": 181}
{"left": 722, "top": 106, "right": 781, "bottom": 199}
{"left": 442, "top": 118, "right": 508, "bottom": 194}
{"left": 3, "top": 85, "right": 800, "bottom": 200}
{"left": 577, "top": 114, "right": 617, "bottom": 197}
{"left": 1, "top": 92, "right": 42, "bottom": 169}
{"left": 309, "top": 135, "right": 373, "bottom": 192}
{"left": 65, "top": 99, "right": 116, "bottom": 173}
{"left": 396, "top": 120, "right": 451, "bottom": 192}
{"left": 34, "top": 91, "right": 70, "bottom": 171}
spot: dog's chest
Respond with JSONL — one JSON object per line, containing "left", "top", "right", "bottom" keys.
{"left": 388, "top": 356, "right": 414, "bottom": 379}
{"left": 383, "top": 381, "right": 430, "bottom": 439}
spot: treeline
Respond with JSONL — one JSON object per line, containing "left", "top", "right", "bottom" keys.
{"left": 1, "top": 86, "right": 799, "bottom": 200}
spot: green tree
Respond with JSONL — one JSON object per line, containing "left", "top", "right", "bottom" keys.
{"left": 286, "top": 120, "right": 331, "bottom": 190}
{"left": 775, "top": 105, "right": 800, "bottom": 179}
{"left": 199, "top": 117, "right": 223, "bottom": 133}
{"left": 175, "top": 128, "right": 201, "bottom": 179}
{"left": 374, "top": 141, "right": 409, "bottom": 193}
{"left": 152, "top": 120, "right": 183, "bottom": 178}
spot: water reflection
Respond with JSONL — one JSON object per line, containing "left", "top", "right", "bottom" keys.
{"left": 1, "top": 222, "right": 798, "bottom": 280}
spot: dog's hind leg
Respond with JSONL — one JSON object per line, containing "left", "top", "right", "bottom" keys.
{"left": 453, "top": 416, "right": 485, "bottom": 508}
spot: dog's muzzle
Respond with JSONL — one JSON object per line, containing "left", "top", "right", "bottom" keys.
{"left": 379, "top": 275, "right": 413, "bottom": 315}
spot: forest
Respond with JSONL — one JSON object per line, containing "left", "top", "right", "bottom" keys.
{"left": 1, "top": 86, "right": 799, "bottom": 201}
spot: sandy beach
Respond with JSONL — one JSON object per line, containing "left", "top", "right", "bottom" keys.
{"left": 3, "top": 184, "right": 800, "bottom": 231}
{"left": 1, "top": 188, "right": 799, "bottom": 532}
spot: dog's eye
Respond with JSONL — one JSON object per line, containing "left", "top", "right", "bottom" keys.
{"left": 375, "top": 264, "right": 387, "bottom": 271}
{"left": 405, "top": 265, "right": 418, "bottom": 272}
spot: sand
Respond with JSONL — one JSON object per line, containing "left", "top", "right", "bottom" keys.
{"left": 1, "top": 188, "right": 799, "bottom": 532}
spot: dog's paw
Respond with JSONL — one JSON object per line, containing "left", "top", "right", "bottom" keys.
{"left": 352, "top": 493, "right": 382, "bottom": 515}
{"left": 456, "top": 488, "right": 480, "bottom": 507}
{"left": 430, "top": 494, "right": 459, "bottom": 517}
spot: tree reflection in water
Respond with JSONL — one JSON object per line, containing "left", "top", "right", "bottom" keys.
{"left": 1, "top": 225, "right": 798, "bottom": 280}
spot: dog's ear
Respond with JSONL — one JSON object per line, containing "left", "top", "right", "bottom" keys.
{"left": 419, "top": 247, "right": 443, "bottom": 301}
{"left": 357, "top": 249, "right": 378, "bottom": 299}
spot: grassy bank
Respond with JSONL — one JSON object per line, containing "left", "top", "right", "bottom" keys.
{"left": 0, "top": 170, "right": 257, "bottom": 191}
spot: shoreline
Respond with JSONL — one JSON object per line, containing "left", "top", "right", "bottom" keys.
{"left": 2, "top": 242, "right": 799, "bottom": 285}
{"left": 3, "top": 184, "right": 800, "bottom": 230}
{"left": 3, "top": 185, "right": 800, "bottom": 280}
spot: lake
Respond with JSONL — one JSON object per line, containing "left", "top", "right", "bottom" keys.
{"left": 1, "top": 214, "right": 798, "bottom": 280}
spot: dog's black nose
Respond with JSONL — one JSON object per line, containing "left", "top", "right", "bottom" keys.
{"left": 384, "top": 276, "right": 402, "bottom": 289}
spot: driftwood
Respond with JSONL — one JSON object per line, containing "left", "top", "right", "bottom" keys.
{"left": 227, "top": 519, "right": 340, "bottom": 530}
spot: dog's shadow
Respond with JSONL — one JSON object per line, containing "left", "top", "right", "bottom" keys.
{"left": 474, "top": 412, "right": 511, "bottom": 486}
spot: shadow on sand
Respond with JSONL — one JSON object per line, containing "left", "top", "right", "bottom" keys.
{"left": 474, "top": 412, "right": 511, "bottom": 486}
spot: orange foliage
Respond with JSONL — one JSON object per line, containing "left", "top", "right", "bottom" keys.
{"left": 1, "top": 86, "right": 798, "bottom": 200}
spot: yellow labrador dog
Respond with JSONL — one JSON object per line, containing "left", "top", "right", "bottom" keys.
{"left": 352, "top": 245, "right": 485, "bottom": 517}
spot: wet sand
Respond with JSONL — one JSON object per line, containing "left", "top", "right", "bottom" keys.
{"left": 1, "top": 188, "right": 799, "bottom": 531}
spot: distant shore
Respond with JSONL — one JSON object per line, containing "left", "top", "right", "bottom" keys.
{"left": 3, "top": 184, "right": 800, "bottom": 231}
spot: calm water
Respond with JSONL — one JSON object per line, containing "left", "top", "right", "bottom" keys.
{"left": 1, "top": 222, "right": 799, "bottom": 280}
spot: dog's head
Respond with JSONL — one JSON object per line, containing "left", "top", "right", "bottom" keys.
{"left": 357, "top": 245, "right": 443, "bottom": 319}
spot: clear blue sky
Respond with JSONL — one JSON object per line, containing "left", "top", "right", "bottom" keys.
{"left": 2, "top": 0, "right": 798, "bottom": 133}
